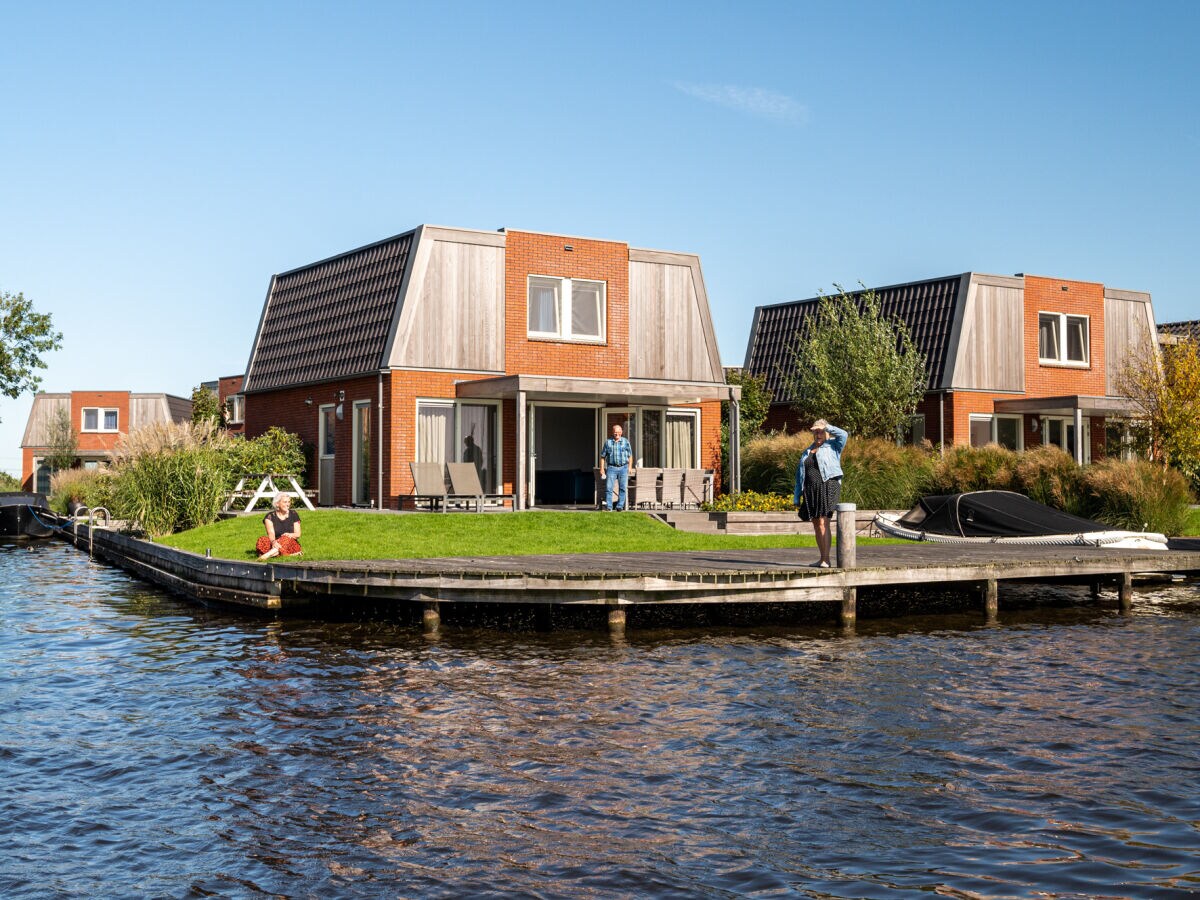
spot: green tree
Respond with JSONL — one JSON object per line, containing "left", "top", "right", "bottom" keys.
{"left": 0, "top": 471, "right": 21, "bottom": 491}
{"left": 44, "top": 405, "right": 79, "bottom": 471}
{"left": 1117, "top": 335, "right": 1200, "bottom": 491}
{"left": 781, "top": 285, "right": 926, "bottom": 439}
{"left": 0, "top": 290, "right": 63, "bottom": 419}
{"left": 191, "top": 384, "right": 224, "bottom": 426}
{"left": 723, "top": 368, "right": 773, "bottom": 450}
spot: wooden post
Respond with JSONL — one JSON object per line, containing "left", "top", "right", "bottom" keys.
{"left": 836, "top": 503, "right": 857, "bottom": 569}
{"left": 983, "top": 578, "right": 998, "bottom": 621}
{"left": 1119, "top": 571, "right": 1133, "bottom": 613}
{"left": 422, "top": 599, "right": 440, "bottom": 633}
{"left": 1090, "top": 580, "right": 1102, "bottom": 599}
{"left": 840, "top": 587, "right": 856, "bottom": 628}
{"left": 607, "top": 606, "right": 626, "bottom": 636}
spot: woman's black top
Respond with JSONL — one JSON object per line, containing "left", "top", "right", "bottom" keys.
{"left": 265, "top": 509, "right": 300, "bottom": 537}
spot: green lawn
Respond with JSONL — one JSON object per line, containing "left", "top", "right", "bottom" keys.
{"left": 160, "top": 509, "right": 903, "bottom": 562}
{"left": 1186, "top": 506, "right": 1200, "bottom": 536}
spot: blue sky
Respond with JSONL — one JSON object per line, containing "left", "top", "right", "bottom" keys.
{"left": 1, "top": 1, "right": 1197, "bottom": 475}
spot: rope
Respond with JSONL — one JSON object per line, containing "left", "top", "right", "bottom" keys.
{"left": 25, "top": 505, "right": 75, "bottom": 531}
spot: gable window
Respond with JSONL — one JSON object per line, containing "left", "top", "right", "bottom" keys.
{"left": 82, "top": 407, "right": 119, "bottom": 432}
{"left": 226, "top": 394, "right": 245, "bottom": 425}
{"left": 1038, "top": 312, "right": 1089, "bottom": 365}
{"left": 527, "top": 275, "right": 605, "bottom": 342}
{"left": 969, "top": 414, "right": 1023, "bottom": 451}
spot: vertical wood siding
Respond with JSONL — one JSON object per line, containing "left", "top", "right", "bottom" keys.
{"left": 1105, "top": 297, "right": 1156, "bottom": 395}
{"left": 951, "top": 283, "right": 1024, "bottom": 390}
{"left": 628, "top": 260, "right": 721, "bottom": 382}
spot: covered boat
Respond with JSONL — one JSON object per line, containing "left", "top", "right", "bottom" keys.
{"left": 875, "top": 490, "right": 1168, "bottom": 550}
{"left": 0, "top": 492, "right": 57, "bottom": 539}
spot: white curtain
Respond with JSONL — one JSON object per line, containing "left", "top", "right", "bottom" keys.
{"left": 665, "top": 414, "right": 695, "bottom": 468}
{"left": 571, "top": 281, "right": 602, "bottom": 338}
{"left": 528, "top": 279, "right": 560, "bottom": 333}
{"left": 418, "top": 405, "right": 453, "bottom": 463}
{"left": 460, "top": 404, "right": 495, "bottom": 492}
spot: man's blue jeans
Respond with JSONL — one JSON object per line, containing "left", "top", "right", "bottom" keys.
{"left": 605, "top": 464, "right": 629, "bottom": 510}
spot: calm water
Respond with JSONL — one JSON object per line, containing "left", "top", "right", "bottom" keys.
{"left": 2, "top": 540, "right": 1199, "bottom": 898}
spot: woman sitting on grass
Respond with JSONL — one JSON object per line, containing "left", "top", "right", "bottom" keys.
{"left": 256, "top": 493, "right": 303, "bottom": 561}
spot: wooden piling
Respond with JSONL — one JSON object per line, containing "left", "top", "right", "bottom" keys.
{"left": 422, "top": 599, "right": 441, "bottom": 633}
{"left": 607, "top": 606, "right": 626, "bottom": 635}
{"left": 1119, "top": 571, "right": 1133, "bottom": 613}
{"left": 840, "top": 587, "right": 857, "bottom": 628}
{"left": 835, "top": 503, "right": 857, "bottom": 570}
{"left": 983, "top": 578, "right": 998, "bottom": 621}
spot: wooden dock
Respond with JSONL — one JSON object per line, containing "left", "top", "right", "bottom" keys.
{"left": 58, "top": 521, "right": 1200, "bottom": 631}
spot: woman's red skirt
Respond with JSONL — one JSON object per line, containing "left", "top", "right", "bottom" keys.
{"left": 256, "top": 535, "right": 302, "bottom": 556}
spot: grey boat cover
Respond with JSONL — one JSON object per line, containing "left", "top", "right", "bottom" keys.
{"left": 896, "top": 490, "right": 1109, "bottom": 538}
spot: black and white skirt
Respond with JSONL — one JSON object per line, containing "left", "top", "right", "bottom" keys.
{"left": 801, "top": 475, "right": 841, "bottom": 522}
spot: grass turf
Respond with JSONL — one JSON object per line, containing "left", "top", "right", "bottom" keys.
{"left": 159, "top": 509, "right": 903, "bottom": 562}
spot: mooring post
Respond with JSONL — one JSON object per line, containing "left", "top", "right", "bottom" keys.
{"left": 607, "top": 605, "right": 626, "bottom": 636}
{"left": 983, "top": 578, "right": 998, "bottom": 621}
{"left": 1119, "top": 570, "right": 1133, "bottom": 613}
{"left": 835, "top": 503, "right": 857, "bottom": 570}
{"left": 422, "top": 599, "right": 441, "bottom": 633}
{"left": 840, "top": 588, "right": 857, "bottom": 629}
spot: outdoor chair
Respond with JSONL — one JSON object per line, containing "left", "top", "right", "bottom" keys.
{"left": 632, "top": 467, "right": 661, "bottom": 509}
{"left": 406, "top": 461, "right": 450, "bottom": 512}
{"left": 682, "top": 469, "right": 708, "bottom": 509}
{"left": 659, "top": 469, "right": 685, "bottom": 509}
{"left": 594, "top": 467, "right": 612, "bottom": 509}
{"left": 446, "top": 463, "right": 514, "bottom": 512}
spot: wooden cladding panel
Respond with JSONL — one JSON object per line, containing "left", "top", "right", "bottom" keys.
{"left": 953, "top": 283, "right": 1023, "bottom": 390}
{"left": 129, "top": 396, "right": 167, "bottom": 430}
{"left": 20, "top": 395, "right": 69, "bottom": 446}
{"left": 629, "top": 260, "right": 719, "bottom": 382}
{"left": 398, "top": 240, "right": 504, "bottom": 372}
{"left": 1105, "top": 297, "right": 1155, "bottom": 395}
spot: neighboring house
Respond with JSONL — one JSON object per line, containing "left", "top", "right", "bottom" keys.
{"left": 20, "top": 391, "right": 193, "bottom": 491}
{"left": 743, "top": 273, "right": 1158, "bottom": 464}
{"left": 200, "top": 375, "right": 247, "bottom": 436}
{"left": 241, "top": 226, "right": 738, "bottom": 509}
{"left": 1158, "top": 320, "right": 1200, "bottom": 344}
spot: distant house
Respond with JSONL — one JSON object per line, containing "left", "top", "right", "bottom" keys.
{"left": 200, "top": 374, "right": 246, "bottom": 436}
{"left": 241, "top": 226, "right": 738, "bottom": 508}
{"left": 743, "top": 273, "right": 1157, "bottom": 463}
{"left": 20, "top": 391, "right": 193, "bottom": 491}
{"left": 1158, "top": 320, "right": 1200, "bottom": 344}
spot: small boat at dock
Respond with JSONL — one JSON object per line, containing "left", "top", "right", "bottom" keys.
{"left": 0, "top": 492, "right": 58, "bottom": 539}
{"left": 875, "top": 490, "right": 1169, "bottom": 551}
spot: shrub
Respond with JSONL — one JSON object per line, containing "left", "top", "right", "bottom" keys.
{"left": 226, "top": 427, "right": 307, "bottom": 486}
{"left": 742, "top": 431, "right": 809, "bottom": 495}
{"left": 0, "top": 471, "right": 21, "bottom": 491}
{"left": 1079, "top": 458, "right": 1194, "bottom": 535}
{"left": 703, "top": 490, "right": 795, "bottom": 512}
{"left": 1011, "top": 445, "right": 1085, "bottom": 513}
{"left": 112, "top": 447, "right": 233, "bottom": 537}
{"left": 928, "top": 445, "right": 1017, "bottom": 494}
{"left": 48, "top": 467, "right": 116, "bottom": 514}
{"left": 841, "top": 438, "right": 935, "bottom": 510}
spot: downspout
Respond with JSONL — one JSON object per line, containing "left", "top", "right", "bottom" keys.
{"left": 939, "top": 391, "right": 946, "bottom": 455}
{"left": 378, "top": 372, "right": 385, "bottom": 509}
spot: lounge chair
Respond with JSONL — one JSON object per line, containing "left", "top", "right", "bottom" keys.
{"left": 446, "top": 463, "right": 514, "bottom": 511}
{"left": 632, "top": 468, "right": 661, "bottom": 509}
{"left": 406, "top": 461, "right": 450, "bottom": 512}
{"left": 682, "top": 469, "right": 709, "bottom": 509}
{"left": 659, "top": 469, "right": 685, "bottom": 509}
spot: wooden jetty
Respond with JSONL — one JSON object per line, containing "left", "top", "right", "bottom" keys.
{"left": 58, "top": 516, "right": 1200, "bottom": 633}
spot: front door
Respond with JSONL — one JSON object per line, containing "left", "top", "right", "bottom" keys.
{"left": 352, "top": 401, "right": 371, "bottom": 506}
{"left": 318, "top": 404, "right": 336, "bottom": 506}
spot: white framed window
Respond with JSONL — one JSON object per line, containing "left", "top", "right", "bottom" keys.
{"left": 82, "top": 407, "right": 119, "bottom": 432}
{"left": 897, "top": 414, "right": 925, "bottom": 446}
{"left": 1038, "top": 312, "right": 1089, "bottom": 365}
{"left": 226, "top": 394, "right": 245, "bottom": 424}
{"left": 969, "top": 414, "right": 1023, "bottom": 451}
{"left": 664, "top": 409, "right": 701, "bottom": 469}
{"left": 527, "top": 275, "right": 605, "bottom": 342}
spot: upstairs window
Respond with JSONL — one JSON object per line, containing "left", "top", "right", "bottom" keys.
{"left": 527, "top": 275, "right": 605, "bottom": 342}
{"left": 82, "top": 407, "right": 119, "bottom": 432}
{"left": 1038, "top": 312, "right": 1089, "bottom": 365}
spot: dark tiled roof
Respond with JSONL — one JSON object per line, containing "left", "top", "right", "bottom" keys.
{"left": 1159, "top": 320, "right": 1200, "bottom": 338}
{"left": 245, "top": 231, "right": 416, "bottom": 392}
{"left": 744, "top": 275, "right": 964, "bottom": 402}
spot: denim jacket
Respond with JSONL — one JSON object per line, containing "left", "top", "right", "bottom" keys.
{"left": 793, "top": 424, "right": 849, "bottom": 505}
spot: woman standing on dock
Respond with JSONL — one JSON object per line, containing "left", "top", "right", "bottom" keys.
{"left": 794, "top": 420, "right": 848, "bottom": 568}
{"left": 256, "top": 493, "right": 303, "bottom": 561}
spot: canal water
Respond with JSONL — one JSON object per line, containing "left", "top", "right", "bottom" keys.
{"left": 3, "top": 540, "right": 1199, "bottom": 898}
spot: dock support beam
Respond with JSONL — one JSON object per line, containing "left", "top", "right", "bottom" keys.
{"left": 836, "top": 503, "right": 857, "bottom": 570}
{"left": 1119, "top": 571, "right": 1133, "bottom": 613}
{"left": 840, "top": 588, "right": 857, "bottom": 628}
{"left": 983, "top": 579, "right": 998, "bottom": 621}
{"left": 422, "top": 599, "right": 440, "bottom": 634}
{"left": 607, "top": 606, "right": 626, "bottom": 636}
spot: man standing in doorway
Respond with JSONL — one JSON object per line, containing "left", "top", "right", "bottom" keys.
{"left": 599, "top": 423, "right": 633, "bottom": 511}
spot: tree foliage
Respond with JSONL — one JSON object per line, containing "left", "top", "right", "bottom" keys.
{"left": 0, "top": 291, "right": 63, "bottom": 415}
{"left": 190, "top": 384, "right": 224, "bottom": 426}
{"left": 44, "top": 405, "right": 79, "bottom": 471}
{"left": 781, "top": 286, "right": 926, "bottom": 439}
{"left": 1116, "top": 336, "right": 1200, "bottom": 490}
{"left": 723, "top": 368, "right": 773, "bottom": 449}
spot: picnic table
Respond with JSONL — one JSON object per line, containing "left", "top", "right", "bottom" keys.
{"left": 223, "top": 473, "right": 316, "bottom": 513}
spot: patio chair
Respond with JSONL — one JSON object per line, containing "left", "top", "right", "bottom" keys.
{"left": 682, "top": 469, "right": 708, "bottom": 509}
{"left": 632, "top": 467, "right": 662, "bottom": 509}
{"left": 447, "top": 463, "right": 514, "bottom": 512}
{"left": 406, "top": 461, "right": 450, "bottom": 512}
{"left": 659, "top": 469, "right": 685, "bottom": 509}
{"left": 594, "top": 467, "right": 613, "bottom": 510}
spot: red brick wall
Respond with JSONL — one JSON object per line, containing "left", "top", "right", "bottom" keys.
{"left": 1023, "top": 275, "right": 1106, "bottom": 397}
{"left": 71, "top": 391, "right": 130, "bottom": 455}
{"left": 218, "top": 375, "right": 245, "bottom": 436}
{"left": 504, "top": 230, "right": 629, "bottom": 378}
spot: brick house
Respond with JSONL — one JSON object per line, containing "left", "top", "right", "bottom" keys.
{"left": 20, "top": 391, "right": 193, "bottom": 491}
{"left": 743, "top": 273, "right": 1158, "bottom": 463}
{"left": 241, "top": 226, "right": 739, "bottom": 508}
{"left": 199, "top": 374, "right": 246, "bottom": 436}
